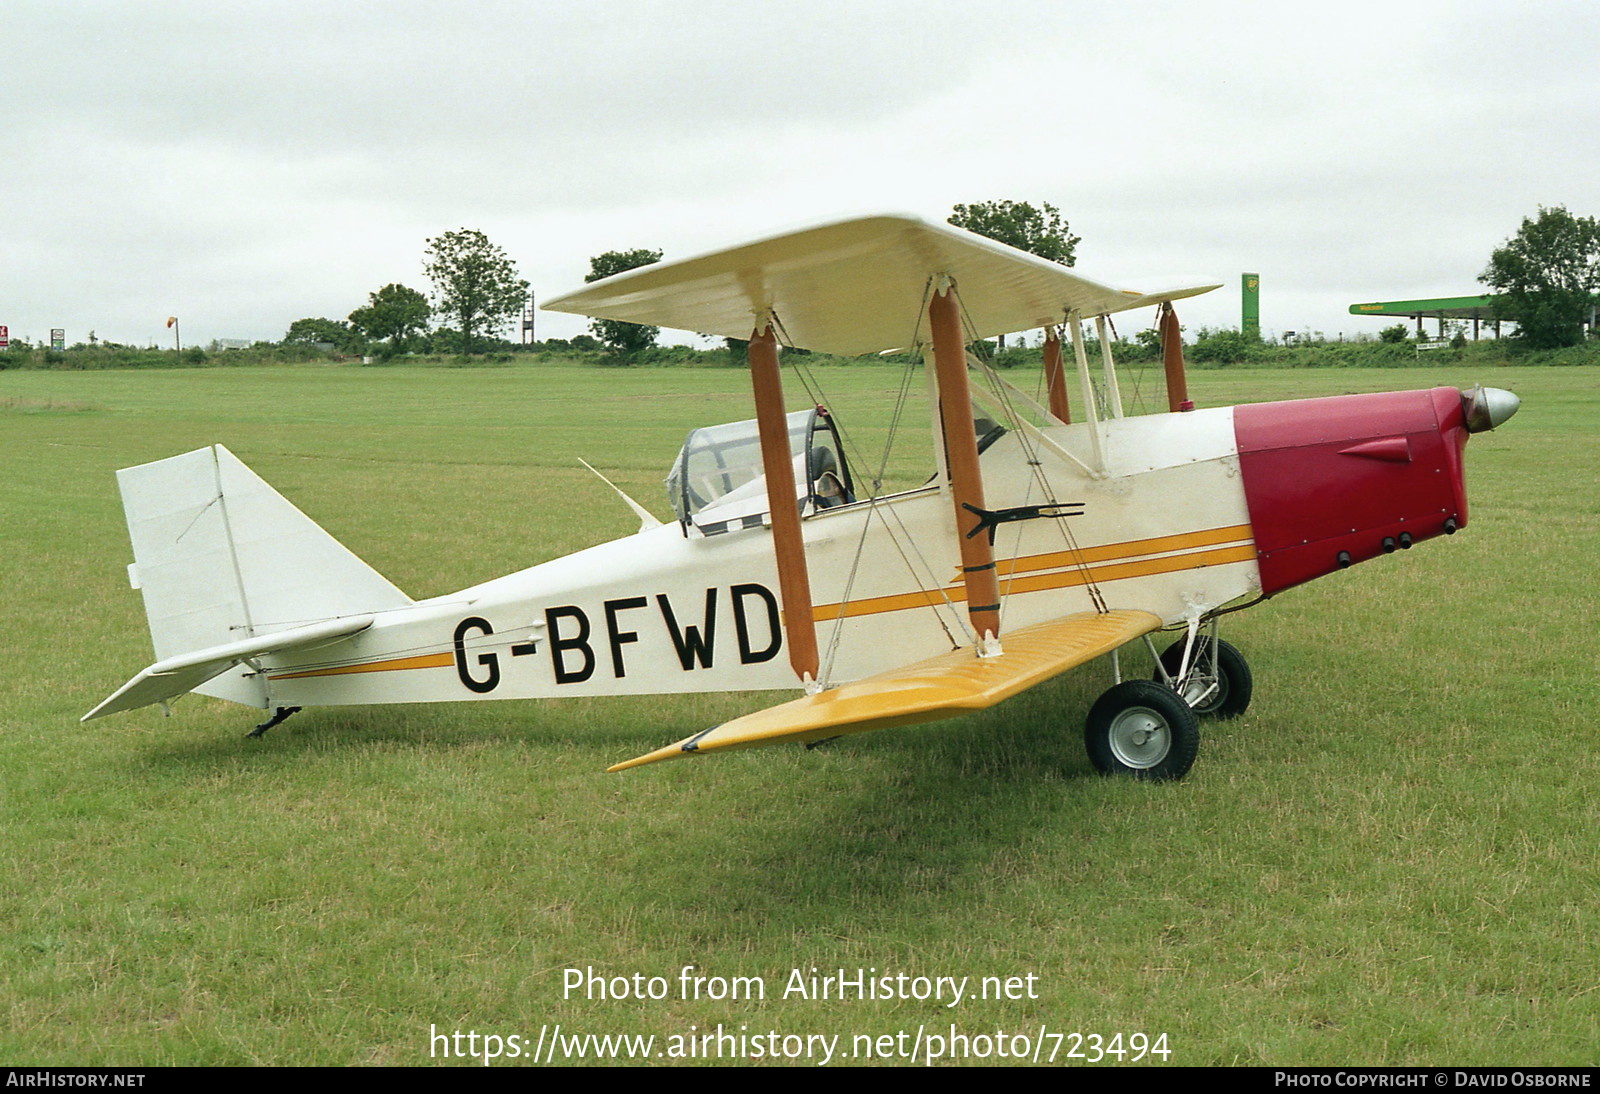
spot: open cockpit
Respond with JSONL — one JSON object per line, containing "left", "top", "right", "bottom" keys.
{"left": 665, "top": 406, "right": 856, "bottom": 536}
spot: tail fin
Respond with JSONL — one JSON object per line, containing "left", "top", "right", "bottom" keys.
{"left": 98, "top": 445, "right": 411, "bottom": 714}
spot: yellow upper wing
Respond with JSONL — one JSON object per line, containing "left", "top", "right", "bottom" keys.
{"left": 544, "top": 215, "right": 1219, "bottom": 357}
{"left": 609, "top": 609, "right": 1161, "bottom": 771}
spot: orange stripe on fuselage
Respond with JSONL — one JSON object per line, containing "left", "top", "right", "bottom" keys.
{"left": 992, "top": 523, "right": 1252, "bottom": 578}
{"left": 268, "top": 652, "right": 455, "bottom": 681}
{"left": 269, "top": 526, "right": 1259, "bottom": 675}
{"left": 810, "top": 526, "right": 1255, "bottom": 623}
{"left": 1000, "top": 543, "right": 1257, "bottom": 597}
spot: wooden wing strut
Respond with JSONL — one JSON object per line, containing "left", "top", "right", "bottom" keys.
{"left": 1160, "top": 302, "right": 1193, "bottom": 413}
{"left": 1042, "top": 326, "right": 1070, "bottom": 424}
{"left": 928, "top": 282, "right": 1002, "bottom": 645}
{"left": 748, "top": 323, "right": 819, "bottom": 684}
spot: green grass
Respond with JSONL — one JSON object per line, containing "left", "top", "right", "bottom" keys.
{"left": 1, "top": 361, "right": 1595, "bottom": 1066}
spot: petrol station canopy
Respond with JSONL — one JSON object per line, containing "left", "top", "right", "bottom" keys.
{"left": 1348, "top": 295, "right": 1504, "bottom": 339}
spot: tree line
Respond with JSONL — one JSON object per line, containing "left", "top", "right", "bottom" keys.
{"left": 251, "top": 199, "right": 1600, "bottom": 361}
{"left": 285, "top": 231, "right": 675, "bottom": 360}
{"left": 4, "top": 200, "right": 1587, "bottom": 363}
{"left": 285, "top": 228, "right": 530, "bottom": 357}
{"left": 281, "top": 202, "right": 1081, "bottom": 361}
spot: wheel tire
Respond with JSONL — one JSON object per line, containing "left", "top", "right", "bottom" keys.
{"left": 1084, "top": 680, "right": 1200, "bottom": 781}
{"left": 1155, "top": 638, "right": 1252, "bottom": 720}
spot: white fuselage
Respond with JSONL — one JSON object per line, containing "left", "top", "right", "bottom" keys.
{"left": 250, "top": 408, "right": 1258, "bottom": 711}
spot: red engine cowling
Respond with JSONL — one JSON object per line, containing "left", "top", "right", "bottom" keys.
{"left": 1235, "top": 387, "right": 1470, "bottom": 596}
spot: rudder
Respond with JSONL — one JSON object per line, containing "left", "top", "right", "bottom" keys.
{"left": 118, "top": 445, "right": 411, "bottom": 707}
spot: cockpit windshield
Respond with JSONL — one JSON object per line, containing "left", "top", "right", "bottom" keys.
{"left": 665, "top": 407, "right": 853, "bottom": 534}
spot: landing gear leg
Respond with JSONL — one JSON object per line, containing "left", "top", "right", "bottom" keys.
{"left": 1149, "top": 619, "right": 1253, "bottom": 720}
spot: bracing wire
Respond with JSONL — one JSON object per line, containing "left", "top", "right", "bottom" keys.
{"left": 767, "top": 290, "right": 972, "bottom": 684}
{"left": 1105, "top": 314, "right": 1162, "bottom": 417}
{"left": 973, "top": 357, "right": 1110, "bottom": 616}
{"left": 955, "top": 290, "right": 1111, "bottom": 615}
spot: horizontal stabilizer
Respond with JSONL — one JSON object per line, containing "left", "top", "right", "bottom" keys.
{"left": 82, "top": 614, "right": 374, "bottom": 722}
{"left": 608, "top": 609, "right": 1161, "bottom": 771}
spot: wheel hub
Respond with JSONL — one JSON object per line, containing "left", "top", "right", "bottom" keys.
{"left": 1108, "top": 706, "right": 1172, "bottom": 768}
{"left": 1179, "top": 671, "right": 1222, "bottom": 712}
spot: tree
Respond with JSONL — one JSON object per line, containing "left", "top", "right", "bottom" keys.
{"left": 948, "top": 200, "right": 1080, "bottom": 266}
{"left": 585, "top": 248, "right": 663, "bottom": 359}
{"left": 1133, "top": 327, "right": 1165, "bottom": 354}
{"left": 283, "top": 317, "right": 365, "bottom": 354}
{"left": 949, "top": 200, "right": 1080, "bottom": 350}
{"left": 349, "top": 283, "right": 430, "bottom": 354}
{"left": 423, "top": 229, "right": 530, "bottom": 354}
{"left": 1480, "top": 205, "right": 1600, "bottom": 349}
{"left": 1188, "top": 327, "right": 1255, "bottom": 365}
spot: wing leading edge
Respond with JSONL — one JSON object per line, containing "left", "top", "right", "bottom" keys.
{"left": 608, "top": 609, "right": 1162, "bottom": 771}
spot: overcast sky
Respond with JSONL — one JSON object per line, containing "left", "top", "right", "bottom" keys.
{"left": 5, "top": 1, "right": 1597, "bottom": 349}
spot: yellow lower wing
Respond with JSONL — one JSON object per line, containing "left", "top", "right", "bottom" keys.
{"left": 608, "top": 609, "right": 1162, "bottom": 772}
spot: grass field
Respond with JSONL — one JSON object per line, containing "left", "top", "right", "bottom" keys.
{"left": 2, "top": 361, "right": 1596, "bottom": 1066}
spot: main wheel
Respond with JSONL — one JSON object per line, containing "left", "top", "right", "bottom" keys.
{"left": 1084, "top": 680, "right": 1200, "bottom": 781}
{"left": 1155, "top": 637, "right": 1252, "bottom": 720}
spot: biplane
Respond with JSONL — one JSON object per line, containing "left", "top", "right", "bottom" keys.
{"left": 84, "top": 215, "right": 1519, "bottom": 780}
